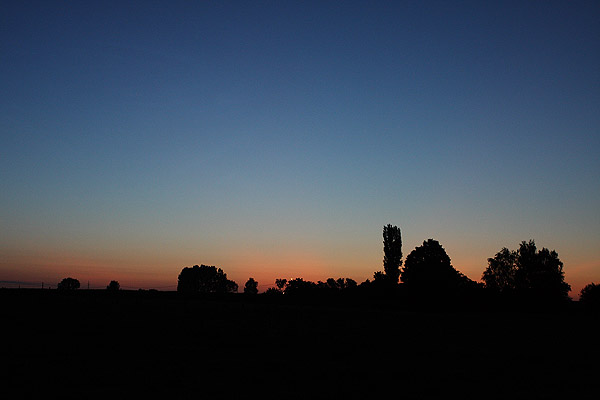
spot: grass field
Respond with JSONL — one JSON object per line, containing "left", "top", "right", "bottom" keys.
{"left": 2, "top": 289, "right": 598, "bottom": 398}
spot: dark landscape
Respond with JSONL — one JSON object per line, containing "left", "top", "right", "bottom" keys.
{"left": 3, "top": 3, "right": 599, "bottom": 398}
{"left": 3, "top": 288, "right": 599, "bottom": 398}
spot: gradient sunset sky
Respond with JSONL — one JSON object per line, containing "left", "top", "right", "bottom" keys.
{"left": 1, "top": 1, "right": 599, "bottom": 295}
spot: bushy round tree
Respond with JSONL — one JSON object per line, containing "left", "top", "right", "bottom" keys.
{"left": 401, "top": 239, "right": 462, "bottom": 288}
{"left": 177, "top": 265, "right": 238, "bottom": 294}
{"left": 579, "top": 283, "right": 600, "bottom": 307}
{"left": 482, "top": 248, "right": 516, "bottom": 292}
{"left": 57, "top": 277, "right": 80, "bottom": 291}
{"left": 482, "top": 240, "right": 570, "bottom": 300}
{"left": 244, "top": 278, "right": 259, "bottom": 295}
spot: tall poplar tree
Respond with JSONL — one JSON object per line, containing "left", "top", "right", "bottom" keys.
{"left": 383, "top": 224, "right": 402, "bottom": 283}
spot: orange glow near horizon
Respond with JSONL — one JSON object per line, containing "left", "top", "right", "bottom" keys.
{"left": 2, "top": 247, "right": 598, "bottom": 299}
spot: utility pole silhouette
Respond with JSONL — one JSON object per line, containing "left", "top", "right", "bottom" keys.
{"left": 88, "top": 281, "right": 90, "bottom": 290}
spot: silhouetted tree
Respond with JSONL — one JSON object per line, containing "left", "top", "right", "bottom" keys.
{"left": 319, "top": 277, "right": 357, "bottom": 291}
{"left": 339, "top": 277, "right": 357, "bottom": 290}
{"left": 326, "top": 278, "right": 338, "bottom": 290}
{"left": 106, "top": 280, "right": 120, "bottom": 291}
{"left": 244, "top": 278, "right": 259, "bottom": 295}
{"left": 482, "top": 248, "right": 517, "bottom": 292}
{"left": 579, "top": 283, "right": 600, "bottom": 307}
{"left": 482, "top": 240, "right": 570, "bottom": 300}
{"left": 264, "top": 287, "right": 283, "bottom": 296}
{"left": 401, "top": 239, "right": 464, "bottom": 288}
{"left": 372, "top": 271, "right": 389, "bottom": 286}
{"left": 358, "top": 279, "right": 372, "bottom": 289}
{"left": 383, "top": 224, "right": 402, "bottom": 283}
{"left": 515, "top": 240, "right": 570, "bottom": 299}
{"left": 275, "top": 279, "right": 287, "bottom": 292}
{"left": 57, "top": 277, "right": 80, "bottom": 291}
{"left": 263, "top": 279, "right": 288, "bottom": 295}
{"left": 284, "top": 278, "right": 316, "bottom": 295}
{"left": 177, "top": 265, "right": 238, "bottom": 294}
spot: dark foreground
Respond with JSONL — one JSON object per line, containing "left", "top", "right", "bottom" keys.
{"left": 2, "top": 289, "right": 598, "bottom": 398}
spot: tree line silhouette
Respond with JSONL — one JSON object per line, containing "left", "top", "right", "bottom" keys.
{"left": 19, "top": 224, "right": 597, "bottom": 399}
{"left": 53, "top": 224, "right": 599, "bottom": 308}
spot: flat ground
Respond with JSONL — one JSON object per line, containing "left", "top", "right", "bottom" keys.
{"left": 2, "top": 289, "right": 598, "bottom": 398}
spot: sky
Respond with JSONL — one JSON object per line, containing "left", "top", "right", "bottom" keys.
{"left": 1, "top": 0, "right": 599, "bottom": 295}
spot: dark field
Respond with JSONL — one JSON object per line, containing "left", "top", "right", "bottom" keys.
{"left": 2, "top": 289, "right": 598, "bottom": 398}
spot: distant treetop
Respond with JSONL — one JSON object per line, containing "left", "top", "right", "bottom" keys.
{"left": 177, "top": 265, "right": 238, "bottom": 294}
{"left": 244, "top": 277, "right": 259, "bottom": 295}
{"left": 482, "top": 240, "right": 570, "bottom": 300}
{"left": 401, "top": 239, "right": 474, "bottom": 289}
{"left": 57, "top": 277, "right": 80, "bottom": 291}
{"left": 579, "top": 283, "right": 600, "bottom": 307}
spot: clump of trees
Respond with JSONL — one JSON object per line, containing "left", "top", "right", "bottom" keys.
{"left": 44, "top": 224, "right": 582, "bottom": 313}
{"left": 579, "top": 283, "right": 600, "bottom": 307}
{"left": 57, "top": 277, "right": 80, "bottom": 291}
{"left": 401, "top": 238, "right": 476, "bottom": 290}
{"left": 265, "top": 277, "right": 358, "bottom": 296}
{"left": 171, "top": 225, "right": 576, "bottom": 310}
{"left": 482, "top": 240, "right": 570, "bottom": 300}
{"left": 177, "top": 265, "right": 238, "bottom": 294}
{"left": 244, "top": 278, "right": 258, "bottom": 295}
{"left": 363, "top": 225, "right": 477, "bottom": 294}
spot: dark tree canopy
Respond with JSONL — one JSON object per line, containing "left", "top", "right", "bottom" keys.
{"left": 317, "top": 278, "right": 357, "bottom": 291}
{"left": 336, "top": 277, "right": 357, "bottom": 290}
{"left": 401, "top": 239, "right": 467, "bottom": 288}
{"left": 326, "top": 277, "right": 339, "bottom": 289}
{"left": 372, "top": 271, "right": 387, "bottom": 283}
{"left": 177, "top": 265, "right": 238, "bottom": 294}
{"left": 275, "top": 279, "right": 287, "bottom": 291}
{"left": 264, "top": 287, "right": 283, "bottom": 295}
{"left": 244, "top": 278, "right": 259, "bottom": 295}
{"left": 515, "top": 240, "right": 570, "bottom": 298}
{"left": 365, "top": 270, "right": 401, "bottom": 292}
{"left": 482, "top": 240, "right": 571, "bottom": 300}
{"left": 482, "top": 248, "right": 516, "bottom": 292}
{"left": 273, "top": 277, "right": 357, "bottom": 296}
{"left": 263, "top": 279, "right": 288, "bottom": 295}
{"left": 383, "top": 224, "right": 402, "bottom": 283}
{"left": 57, "top": 277, "right": 80, "bottom": 291}
{"left": 106, "top": 280, "right": 120, "bottom": 291}
{"left": 579, "top": 283, "right": 600, "bottom": 307}
{"left": 284, "top": 278, "right": 317, "bottom": 295}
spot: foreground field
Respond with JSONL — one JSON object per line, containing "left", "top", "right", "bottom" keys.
{"left": 2, "top": 289, "right": 598, "bottom": 398}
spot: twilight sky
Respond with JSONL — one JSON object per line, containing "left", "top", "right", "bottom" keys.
{"left": 1, "top": 1, "right": 599, "bottom": 295}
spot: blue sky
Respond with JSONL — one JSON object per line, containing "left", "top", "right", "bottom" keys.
{"left": 1, "top": 1, "right": 599, "bottom": 293}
